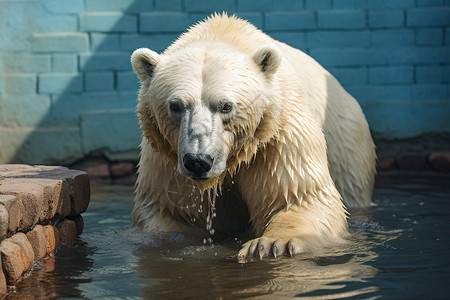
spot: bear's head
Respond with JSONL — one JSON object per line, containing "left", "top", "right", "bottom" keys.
{"left": 131, "top": 42, "right": 282, "bottom": 190}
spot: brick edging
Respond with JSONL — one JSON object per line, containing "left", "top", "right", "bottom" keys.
{"left": 72, "top": 151, "right": 450, "bottom": 184}
{"left": 377, "top": 151, "right": 450, "bottom": 173}
{"left": 0, "top": 165, "right": 90, "bottom": 293}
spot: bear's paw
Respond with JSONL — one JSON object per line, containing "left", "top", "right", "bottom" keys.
{"left": 237, "top": 236, "right": 306, "bottom": 262}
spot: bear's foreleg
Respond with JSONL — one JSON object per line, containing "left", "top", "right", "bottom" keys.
{"left": 237, "top": 204, "right": 347, "bottom": 261}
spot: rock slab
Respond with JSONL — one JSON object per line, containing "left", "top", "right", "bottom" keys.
{"left": 0, "top": 165, "right": 90, "bottom": 291}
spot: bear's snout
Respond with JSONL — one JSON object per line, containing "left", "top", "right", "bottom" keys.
{"left": 183, "top": 153, "right": 214, "bottom": 178}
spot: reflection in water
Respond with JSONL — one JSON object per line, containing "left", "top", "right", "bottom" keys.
{"left": 7, "top": 241, "right": 94, "bottom": 299}
{"left": 133, "top": 234, "right": 380, "bottom": 299}
{"left": 129, "top": 210, "right": 384, "bottom": 299}
{"left": 7, "top": 175, "right": 450, "bottom": 299}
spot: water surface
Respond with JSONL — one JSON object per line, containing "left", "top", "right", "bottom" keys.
{"left": 8, "top": 175, "right": 450, "bottom": 299}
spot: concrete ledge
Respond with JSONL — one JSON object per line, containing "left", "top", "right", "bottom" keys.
{"left": 0, "top": 165, "right": 90, "bottom": 292}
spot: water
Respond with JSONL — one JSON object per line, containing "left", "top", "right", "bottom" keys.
{"left": 8, "top": 175, "right": 450, "bottom": 299}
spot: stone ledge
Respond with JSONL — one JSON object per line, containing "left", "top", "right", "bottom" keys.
{"left": 0, "top": 165, "right": 90, "bottom": 293}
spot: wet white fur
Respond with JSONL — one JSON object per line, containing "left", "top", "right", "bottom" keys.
{"left": 131, "top": 14, "right": 376, "bottom": 258}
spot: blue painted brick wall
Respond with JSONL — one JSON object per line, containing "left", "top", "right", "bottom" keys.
{"left": 0, "top": 0, "right": 449, "bottom": 164}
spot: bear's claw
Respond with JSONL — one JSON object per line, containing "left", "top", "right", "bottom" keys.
{"left": 237, "top": 237, "right": 304, "bottom": 262}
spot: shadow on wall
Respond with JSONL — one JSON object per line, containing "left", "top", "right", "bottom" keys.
{"left": 0, "top": 0, "right": 235, "bottom": 165}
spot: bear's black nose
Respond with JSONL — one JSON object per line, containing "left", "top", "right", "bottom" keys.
{"left": 183, "top": 153, "right": 213, "bottom": 176}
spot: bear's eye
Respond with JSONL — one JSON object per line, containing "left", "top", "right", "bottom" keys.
{"left": 169, "top": 102, "right": 183, "bottom": 113}
{"left": 221, "top": 103, "right": 233, "bottom": 113}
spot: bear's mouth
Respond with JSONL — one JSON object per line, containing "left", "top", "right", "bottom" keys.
{"left": 187, "top": 173, "right": 211, "bottom": 181}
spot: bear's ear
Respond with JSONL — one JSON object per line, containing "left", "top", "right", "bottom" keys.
{"left": 131, "top": 48, "right": 160, "bottom": 81}
{"left": 252, "top": 44, "right": 282, "bottom": 75}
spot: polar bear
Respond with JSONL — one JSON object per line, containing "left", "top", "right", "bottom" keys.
{"left": 131, "top": 14, "right": 376, "bottom": 260}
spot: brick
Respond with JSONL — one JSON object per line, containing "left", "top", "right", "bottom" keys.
{"left": 110, "top": 162, "right": 135, "bottom": 178}
{"left": 91, "top": 33, "right": 120, "bottom": 52}
{"left": 2, "top": 55, "right": 51, "bottom": 73}
{"left": 83, "top": 163, "right": 110, "bottom": 178}
{"left": 310, "top": 48, "right": 386, "bottom": 67}
{"left": 372, "top": 29, "right": 415, "bottom": 47}
{"left": 407, "top": 8, "right": 450, "bottom": 27}
{"left": 0, "top": 263, "right": 6, "bottom": 294}
{"left": 3, "top": 74, "right": 36, "bottom": 95}
{"left": 328, "top": 67, "right": 367, "bottom": 85}
{"left": 306, "top": 0, "right": 332, "bottom": 9}
{"left": 0, "top": 195, "right": 21, "bottom": 234}
{"left": 86, "top": 0, "right": 153, "bottom": 12}
{"left": 383, "top": 0, "right": 415, "bottom": 7}
{"left": 0, "top": 95, "right": 51, "bottom": 128}
{"left": 33, "top": 15, "right": 78, "bottom": 33}
{"left": 0, "top": 239, "right": 25, "bottom": 284}
{"left": 31, "top": 33, "right": 89, "bottom": 53}
{"left": 347, "top": 85, "right": 413, "bottom": 103}
{"left": 74, "top": 215, "right": 84, "bottom": 236}
{"left": 429, "top": 152, "right": 450, "bottom": 172}
{"left": 0, "top": 182, "right": 44, "bottom": 231}
{"left": 411, "top": 84, "right": 448, "bottom": 102}
{"left": 84, "top": 71, "right": 114, "bottom": 91}
{"left": 155, "top": 0, "right": 182, "bottom": 11}
{"left": 307, "top": 31, "right": 370, "bottom": 48}
{"left": 238, "top": 0, "right": 303, "bottom": 10}
{"left": 368, "top": 10, "right": 404, "bottom": 28}
{"left": 418, "top": 0, "right": 445, "bottom": 6}
{"left": 444, "top": 66, "right": 450, "bottom": 82}
{"left": 57, "top": 218, "right": 78, "bottom": 246}
{"left": 71, "top": 172, "right": 91, "bottom": 216}
{"left": 397, "top": 152, "right": 429, "bottom": 171}
{"left": 270, "top": 32, "right": 306, "bottom": 50}
{"left": 386, "top": 47, "right": 450, "bottom": 64}
{"left": 80, "top": 53, "right": 131, "bottom": 71}
{"left": 81, "top": 109, "right": 141, "bottom": 154}
{"left": 140, "top": 12, "right": 191, "bottom": 33}
{"left": 9, "top": 233, "right": 34, "bottom": 269}
{"left": 0, "top": 76, "right": 4, "bottom": 96}
{"left": 35, "top": 178, "right": 69, "bottom": 221}
{"left": 1, "top": 177, "right": 68, "bottom": 223}
{"left": 50, "top": 92, "right": 123, "bottom": 124}
{"left": 0, "top": 205, "right": 7, "bottom": 240}
{"left": 265, "top": 12, "right": 315, "bottom": 30}
{"left": 185, "top": 0, "right": 234, "bottom": 12}
{"left": 80, "top": 12, "right": 137, "bottom": 32}
{"left": 52, "top": 54, "right": 78, "bottom": 72}
{"left": 416, "top": 28, "right": 443, "bottom": 46}
{"left": 235, "top": 13, "right": 263, "bottom": 28}
{"left": 376, "top": 153, "right": 397, "bottom": 170}
{"left": 333, "top": 0, "right": 384, "bottom": 9}
{"left": 119, "top": 91, "right": 140, "bottom": 109}
{"left": 43, "top": 0, "right": 84, "bottom": 13}
{"left": 416, "top": 66, "right": 445, "bottom": 83}
{"left": 86, "top": 0, "right": 134, "bottom": 11}
{"left": 117, "top": 71, "right": 139, "bottom": 91}
{"left": 38, "top": 73, "right": 82, "bottom": 94}
{"left": 446, "top": 28, "right": 450, "bottom": 45}
{"left": 318, "top": 10, "right": 366, "bottom": 29}
{"left": 369, "top": 66, "right": 413, "bottom": 84}
{"left": 56, "top": 180, "right": 72, "bottom": 220}
{"left": 119, "top": 33, "right": 179, "bottom": 52}
{"left": 188, "top": 14, "right": 210, "bottom": 25}
{"left": 43, "top": 225, "right": 59, "bottom": 255}
{"left": 26, "top": 225, "right": 47, "bottom": 261}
